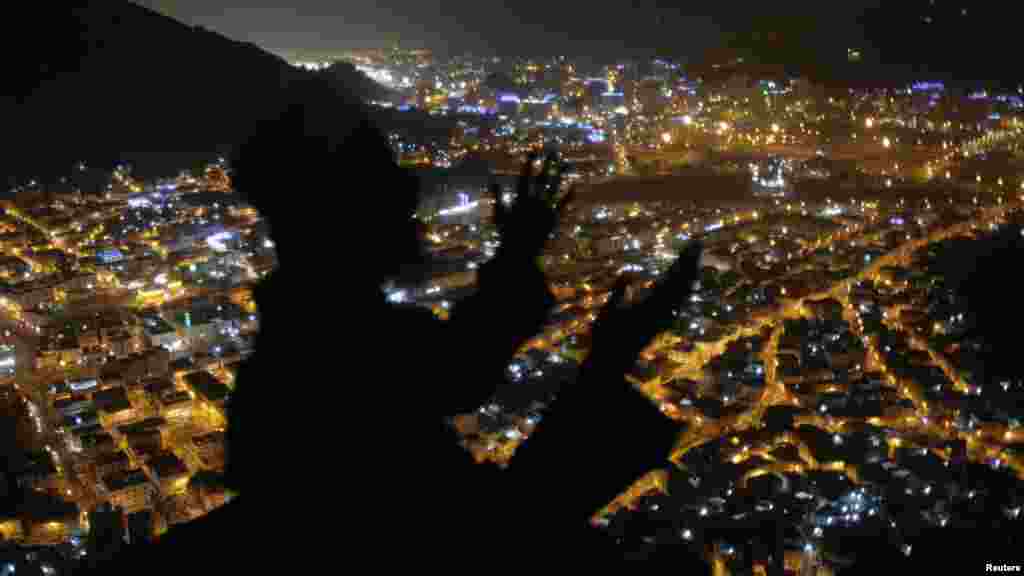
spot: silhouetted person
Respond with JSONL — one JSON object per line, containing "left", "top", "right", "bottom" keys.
{"left": 81, "top": 75, "right": 703, "bottom": 572}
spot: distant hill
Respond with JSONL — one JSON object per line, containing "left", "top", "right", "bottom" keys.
{"left": 2, "top": 3, "right": 392, "bottom": 186}
{"left": 860, "top": 0, "right": 1023, "bottom": 92}
{"left": 697, "top": 4, "right": 1021, "bottom": 92}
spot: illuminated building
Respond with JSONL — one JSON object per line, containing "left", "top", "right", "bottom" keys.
{"left": 80, "top": 432, "right": 117, "bottom": 459}
{"left": 0, "top": 255, "right": 30, "bottom": 279}
{"left": 149, "top": 452, "right": 190, "bottom": 496}
{"left": 138, "top": 311, "right": 183, "bottom": 350}
{"left": 496, "top": 92, "right": 521, "bottom": 116}
{"left": 94, "top": 387, "right": 136, "bottom": 427}
{"left": 599, "top": 91, "right": 625, "bottom": 111}
{"left": 103, "top": 328, "right": 139, "bottom": 357}
{"left": 102, "top": 470, "right": 156, "bottom": 514}
{"left": 96, "top": 248, "right": 123, "bottom": 265}
{"left": 23, "top": 507, "right": 79, "bottom": 546}
{"left": 202, "top": 165, "right": 231, "bottom": 192}
{"left": 0, "top": 344, "right": 14, "bottom": 377}
{"left": 99, "top": 357, "right": 137, "bottom": 388}
{"left": 95, "top": 451, "right": 133, "bottom": 480}
{"left": 0, "top": 517, "right": 24, "bottom": 541}
{"left": 59, "top": 379, "right": 99, "bottom": 408}
{"left": 192, "top": 431, "right": 226, "bottom": 470}
{"left": 168, "top": 300, "right": 244, "bottom": 351}
{"left": 158, "top": 390, "right": 194, "bottom": 421}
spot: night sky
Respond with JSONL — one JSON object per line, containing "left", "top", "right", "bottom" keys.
{"left": 137, "top": 1, "right": 875, "bottom": 61}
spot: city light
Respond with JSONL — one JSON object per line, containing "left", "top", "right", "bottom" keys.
{"left": 438, "top": 200, "right": 479, "bottom": 216}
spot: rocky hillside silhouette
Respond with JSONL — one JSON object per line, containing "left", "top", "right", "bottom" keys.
{"left": 3, "top": 3, "right": 391, "bottom": 185}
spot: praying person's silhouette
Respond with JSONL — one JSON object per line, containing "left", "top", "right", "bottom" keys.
{"left": 81, "top": 75, "right": 703, "bottom": 571}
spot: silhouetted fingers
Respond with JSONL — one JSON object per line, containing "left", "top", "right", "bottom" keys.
{"left": 519, "top": 152, "right": 538, "bottom": 200}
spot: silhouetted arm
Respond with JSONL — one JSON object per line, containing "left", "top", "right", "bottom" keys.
{"left": 423, "top": 154, "right": 571, "bottom": 416}
{"left": 433, "top": 258, "right": 552, "bottom": 411}
{"left": 510, "top": 360, "right": 681, "bottom": 522}
{"left": 421, "top": 355, "right": 680, "bottom": 549}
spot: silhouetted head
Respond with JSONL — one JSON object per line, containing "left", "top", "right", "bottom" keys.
{"left": 230, "top": 76, "right": 423, "bottom": 284}
{"left": 224, "top": 77, "right": 427, "bottom": 495}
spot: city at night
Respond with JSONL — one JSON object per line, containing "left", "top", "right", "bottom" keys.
{"left": 4, "top": 2, "right": 1024, "bottom": 573}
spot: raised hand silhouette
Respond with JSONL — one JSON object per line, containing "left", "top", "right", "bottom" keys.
{"left": 491, "top": 151, "right": 574, "bottom": 263}
{"left": 587, "top": 242, "right": 704, "bottom": 378}
{"left": 502, "top": 242, "right": 704, "bottom": 555}
{"left": 430, "top": 153, "right": 572, "bottom": 416}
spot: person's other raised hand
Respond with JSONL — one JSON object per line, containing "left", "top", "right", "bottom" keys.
{"left": 587, "top": 242, "right": 703, "bottom": 375}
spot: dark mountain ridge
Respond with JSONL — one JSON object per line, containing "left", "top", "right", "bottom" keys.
{"left": 3, "top": 3, "right": 392, "bottom": 186}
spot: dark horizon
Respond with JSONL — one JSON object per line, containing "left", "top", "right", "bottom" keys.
{"left": 134, "top": 1, "right": 1024, "bottom": 91}
{"left": 137, "top": 1, "right": 870, "bottom": 62}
